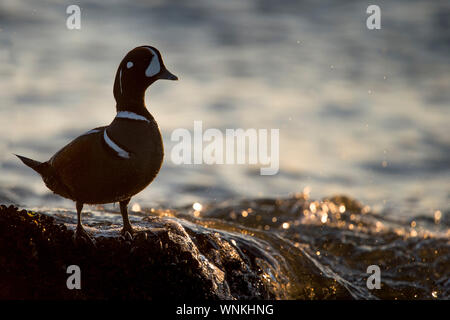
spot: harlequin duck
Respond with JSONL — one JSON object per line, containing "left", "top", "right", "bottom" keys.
{"left": 16, "top": 45, "right": 177, "bottom": 239}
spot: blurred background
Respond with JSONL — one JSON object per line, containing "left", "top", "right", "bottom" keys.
{"left": 0, "top": 0, "right": 449, "bottom": 219}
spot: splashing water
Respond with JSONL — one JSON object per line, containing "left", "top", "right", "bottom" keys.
{"left": 32, "top": 193, "right": 449, "bottom": 300}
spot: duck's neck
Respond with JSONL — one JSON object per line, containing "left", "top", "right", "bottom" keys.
{"left": 113, "top": 67, "right": 153, "bottom": 120}
{"left": 115, "top": 97, "right": 153, "bottom": 121}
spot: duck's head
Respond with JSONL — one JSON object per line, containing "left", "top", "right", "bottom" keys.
{"left": 113, "top": 45, "right": 178, "bottom": 105}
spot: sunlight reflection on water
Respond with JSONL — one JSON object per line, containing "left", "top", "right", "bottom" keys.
{"left": 0, "top": 0, "right": 449, "bottom": 219}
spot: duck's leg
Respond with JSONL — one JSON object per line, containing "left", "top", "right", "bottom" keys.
{"left": 76, "top": 201, "right": 84, "bottom": 231}
{"left": 120, "top": 198, "right": 134, "bottom": 235}
{"left": 74, "top": 201, "right": 95, "bottom": 244}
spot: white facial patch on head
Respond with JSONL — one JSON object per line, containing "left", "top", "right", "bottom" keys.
{"left": 127, "top": 61, "right": 133, "bottom": 69}
{"left": 144, "top": 47, "right": 161, "bottom": 77}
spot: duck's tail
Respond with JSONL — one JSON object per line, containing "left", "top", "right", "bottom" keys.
{"left": 15, "top": 154, "right": 73, "bottom": 199}
{"left": 15, "top": 154, "right": 47, "bottom": 175}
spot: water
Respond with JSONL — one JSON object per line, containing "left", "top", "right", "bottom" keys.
{"left": 0, "top": 0, "right": 449, "bottom": 299}
{"left": 1, "top": 0, "right": 449, "bottom": 217}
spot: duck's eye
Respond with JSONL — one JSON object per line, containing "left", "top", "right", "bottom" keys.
{"left": 126, "top": 61, "right": 134, "bottom": 69}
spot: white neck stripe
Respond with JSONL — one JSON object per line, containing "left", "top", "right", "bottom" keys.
{"left": 116, "top": 111, "right": 150, "bottom": 123}
{"left": 119, "top": 68, "right": 123, "bottom": 94}
{"left": 83, "top": 128, "right": 101, "bottom": 136}
{"left": 103, "top": 130, "right": 130, "bottom": 159}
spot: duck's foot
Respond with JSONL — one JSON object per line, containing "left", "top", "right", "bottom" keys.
{"left": 73, "top": 225, "right": 96, "bottom": 246}
{"left": 120, "top": 225, "right": 134, "bottom": 240}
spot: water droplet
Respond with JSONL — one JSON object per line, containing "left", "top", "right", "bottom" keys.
{"left": 303, "top": 186, "right": 311, "bottom": 196}
{"left": 362, "top": 205, "right": 371, "bottom": 214}
{"left": 131, "top": 203, "right": 141, "bottom": 212}
{"left": 434, "top": 210, "right": 442, "bottom": 224}
{"left": 375, "top": 221, "right": 383, "bottom": 232}
{"left": 192, "top": 202, "right": 203, "bottom": 211}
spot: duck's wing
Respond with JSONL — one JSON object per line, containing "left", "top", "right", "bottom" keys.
{"left": 49, "top": 126, "right": 107, "bottom": 163}
{"left": 45, "top": 126, "right": 111, "bottom": 200}
{"left": 47, "top": 125, "right": 139, "bottom": 203}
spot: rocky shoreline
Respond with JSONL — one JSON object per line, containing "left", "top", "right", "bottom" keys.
{"left": 1, "top": 196, "right": 448, "bottom": 300}
{"left": 0, "top": 205, "right": 280, "bottom": 300}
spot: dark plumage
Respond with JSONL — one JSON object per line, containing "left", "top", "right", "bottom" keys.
{"left": 16, "top": 46, "right": 178, "bottom": 239}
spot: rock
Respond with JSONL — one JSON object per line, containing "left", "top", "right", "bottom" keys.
{"left": 0, "top": 205, "right": 277, "bottom": 300}
{"left": 1, "top": 196, "right": 448, "bottom": 300}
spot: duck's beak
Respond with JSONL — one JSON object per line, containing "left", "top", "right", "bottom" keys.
{"left": 159, "top": 68, "right": 178, "bottom": 81}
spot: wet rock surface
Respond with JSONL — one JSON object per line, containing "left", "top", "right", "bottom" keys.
{"left": 0, "top": 195, "right": 448, "bottom": 300}
{"left": 0, "top": 205, "right": 278, "bottom": 300}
